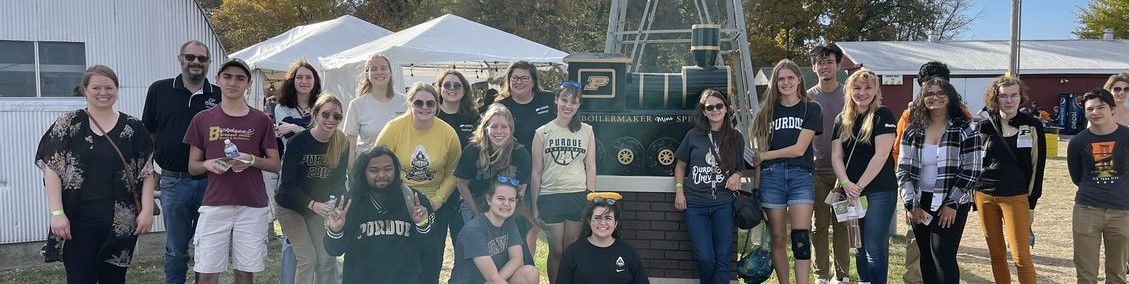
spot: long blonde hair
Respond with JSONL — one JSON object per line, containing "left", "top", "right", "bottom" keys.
{"left": 357, "top": 54, "right": 396, "bottom": 99}
{"left": 749, "top": 59, "right": 809, "bottom": 145}
{"left": 311, "top": 94, "right": 348, "bottom": 169}
{"left": 837, "top": 69, "right": 882, "bottom": 144}
{"left": 470, "top": 103, "right": 517, "bottom": 178}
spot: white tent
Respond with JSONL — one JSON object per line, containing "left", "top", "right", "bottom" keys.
{"left": 229, "top": 15, "right": 392, "bottom": 106}
{"left": 319, "top": 14, "right": 568, "bottom": 107}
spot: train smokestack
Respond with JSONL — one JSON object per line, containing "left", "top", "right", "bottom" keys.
{"left": 691, "top": 24, "right": 720, "bottom": 69}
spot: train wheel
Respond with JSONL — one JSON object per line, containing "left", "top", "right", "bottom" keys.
{"left": 612, "top": 137, "right": 644, "bottom": 174}
{"left": 647, "top": 138, "right": 680, "bottom": 176}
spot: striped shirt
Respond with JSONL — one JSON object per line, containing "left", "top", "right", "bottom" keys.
{"left": 897, "top": 118, "right": 984, "bottom": 211}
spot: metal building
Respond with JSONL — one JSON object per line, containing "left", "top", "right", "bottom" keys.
{"left": 0, "top": 0, "right": 226, "bottom": 244}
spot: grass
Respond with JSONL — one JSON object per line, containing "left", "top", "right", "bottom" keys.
{"left": 0, "top": 146, "right": 1103, "bottom": 283}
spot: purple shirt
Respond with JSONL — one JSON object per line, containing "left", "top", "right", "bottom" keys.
{"left": 184, "top": 106, "right": 278, "bottom": 207}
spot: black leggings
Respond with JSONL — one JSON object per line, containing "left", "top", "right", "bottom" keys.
{"left": 62, "top": 224, "right": 129, "bottom": 284}
{"left": 912, "top": 204, "right": 971, "bottom": 284}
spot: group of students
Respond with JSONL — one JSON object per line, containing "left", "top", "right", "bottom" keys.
{"left": 674, "top": 44, "right": 1129, "bottom": 284}
{"left": 36, "top": 39, "right": 653, "bottom": 284}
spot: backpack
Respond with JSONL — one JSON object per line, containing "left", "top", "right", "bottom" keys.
{"left": 737, "top": 223, "right": 773, "bottom": 283}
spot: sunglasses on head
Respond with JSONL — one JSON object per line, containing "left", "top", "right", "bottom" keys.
{"left": 592, "top": 197, "right": 616, "bottom": 206}
{"left": 1113, "top": 86, "right": 1127, "bottom": 93}
{"left": 442, "top": 82, "right": 463, "bottom": 90}
{"left": 561, "top": 81, "right": 581, "bottom": 89}
{"left": 412, "top": 99, "right": 437, "bottom": 108}
{"left": 181, "top": 54, "right": 209, "bottom": 63}
{"left": 319, "top": 112, "right": 343, "bottom": 121}
{"left": 497, "top": 175, "right": 520, "bottom": 186}
{"left": 703, "top": 103, "right": 726, "bottom": 112}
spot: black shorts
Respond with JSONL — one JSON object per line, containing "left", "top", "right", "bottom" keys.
{"left": 537, "top": 191, "right": 588, "bottom": 224}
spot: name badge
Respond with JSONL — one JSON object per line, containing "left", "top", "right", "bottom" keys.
{"left": 1016, "top": 125, "right": 1033, "bottom": 148}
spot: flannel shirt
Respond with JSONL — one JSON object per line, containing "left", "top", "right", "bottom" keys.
{"left": 896, "top": 118, "right": 984, "bottom": 211}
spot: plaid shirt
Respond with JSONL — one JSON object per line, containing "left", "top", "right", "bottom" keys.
{"left": 897, "top": 118, "right": 984, "bottom": 211}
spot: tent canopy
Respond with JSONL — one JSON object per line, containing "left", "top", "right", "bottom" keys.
{"left": 318, "top": 14, "right": 568, "bottom": 106}
{"left": 231, "top": 15, "right": 392, "bottom": 72}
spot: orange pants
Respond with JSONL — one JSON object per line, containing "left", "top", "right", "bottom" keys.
{"left": 973, "top": 191, "right": 1036, "bottom": 284}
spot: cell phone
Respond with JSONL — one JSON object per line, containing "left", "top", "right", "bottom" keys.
{"left": 920, "top": 212, "right": 934, "bottom": 225}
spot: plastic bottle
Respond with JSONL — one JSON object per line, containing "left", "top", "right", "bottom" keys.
{"left": 223, "top": 139, "right": 240, "bottom": 158}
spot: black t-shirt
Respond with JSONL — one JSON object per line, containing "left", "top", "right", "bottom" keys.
{"left": 498, "top": 91, "right": 556, "bottom": 149}
{"left": 557, "top": 238, "right": 649, "bottom": 284}
{"left": 675, "top": 129, "right": 745, "bottom": 205}
{"left": 141, "top": 75, "right": 220, "bottom": 172}
{"left": 831, "top": 106, "right": 897, "bottom": 193}
{"left": 275, "top": 131, "right": 349, "bottom": 214}
{"left": 455, "top": 144, "right": 532, "bottom": 199}
{"left": 764, "top": 101, "right": 823, "bottom": 171}
{"left": 74, "top": 125, "right": 121, "bottom": 226}
{"left": 450, "top": 215, "right": 522, "bottom": 284}
{"left": 437, "top": 110, "right": 480, "bottom": 149}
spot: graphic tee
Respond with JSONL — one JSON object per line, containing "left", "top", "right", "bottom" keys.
{"left": 764, "top": 101, "right": 823, "bottom": 171}
{"left": 1068, "top": 125, "right": 1129, "bottom": 209}
{"left": 374, "top": 114, "right": 462, "bottom": 207}
{"left": 449, "top": 216, "right": 522, "bottom": 284}
{"left": 534, "top": 122, "right": 594, "bottom": 194}
{"left": 675, "top": 129, "right": 745, "bottom": 205}
{"left": 183, "top": 106, "right": 278, "bottom": 207}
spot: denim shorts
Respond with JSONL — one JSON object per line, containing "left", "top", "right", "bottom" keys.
{"left": 758, "top": 163, "right": 815, "bottom": 209}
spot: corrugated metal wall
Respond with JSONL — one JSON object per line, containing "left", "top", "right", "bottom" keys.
{"left": 0, "top": 0, "right": 227, "bottom": 244}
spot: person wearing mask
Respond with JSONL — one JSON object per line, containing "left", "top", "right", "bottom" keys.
{"left": 324, "top": 146, "right": 435, "bottom": 284}
{"left": 557, "top": 192, "right": 649, "bottom": 284}
{"left": 455, "top": 104, "right": 531, "bottom": 222}
{"left": 747, "top": 59, "right": 822, "bottom": 284}
{"left": 275, "top": 94, "right": 348, "bottom": 284}
{"left": 806, "top": 44, "right": 852, "bottom": 284}
{"left": 531, "top": 83, "right": 597, "bottom": 283}
{"left": 497, "top": 60, "right": 555, "bottom": 264}
{"left": 830, "top": 69, "right": 898, "bottom": 284}
{"left": 449, "top": 178, "right": 541, "bottom": 284}
{"left": 674, "top": 89, "right": 745, "bottom": 284}
{"left": 38, "top": 65, "right": 156, "bottom": 283}
{"left": 343, "top": 54, "right": 406, "bottom": 160}
{"left": 374, "top": 82, "right": 461, "bottom": 284}
{"left": 1069, "top": 89, "right": 1129, "bottom": 284}
{"left": 436, "top": 70, "right": 481, "bottom": 244}
{"left": 974, "top": 76, "right": 1045, "bottom": 284}
{"left": 897, "top": 77, "right": 983, "bottom": 284}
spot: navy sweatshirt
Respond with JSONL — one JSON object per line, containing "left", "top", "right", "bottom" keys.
{"left": 275, "top": 131, "right": 349, "bottom": 214}
{"left": 324, "top": 186, "right": 435, "bottom": 284}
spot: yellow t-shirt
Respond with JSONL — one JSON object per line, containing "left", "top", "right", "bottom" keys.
{"left": 374, "top": 114, "right": 462, "bottom": 208}
{"left": 535, "top": 122, "right": 594, "bottom": 195}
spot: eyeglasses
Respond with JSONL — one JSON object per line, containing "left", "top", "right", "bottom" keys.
{"left": 510, "top": 76, "right": 531, "bottom": 82}
{"left": 592, "top": 197, "right": 616, "bottom": 206}
{"left": 442, "top": 82, "right": 463, "bottom": 90}
{"left": 561, "top": 81, "right": 581, "bottom": 89}
{"left": 1113, "top": 86, "right": 1127, "bottom": 93}
{"left": 924, "top": 91, "right": 947, "bottom": 99}
{"left": 497, "top": 175, "right": 520, "bottom": 186}
{"left": 703, "top": 103, "right": 726, "bottom": 112}
{"left": 412, "top": 99, "right": 437, "bottom": 108}
{"left": 320, "top": 112, "right": 343, "bottom": 121}
{"left": 181, "top": 54, "right": 210, "bottom": 63}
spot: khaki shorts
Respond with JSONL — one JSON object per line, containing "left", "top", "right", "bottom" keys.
{"left": 193, "top": 205, "right": 270, "bottom": 273}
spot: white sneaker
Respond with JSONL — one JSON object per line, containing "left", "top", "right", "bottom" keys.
{"left": 815, "top": 279, "right": 832, "bottom": 284}
{"left": 832, "top": 277, "right": 852, "bottom": 284}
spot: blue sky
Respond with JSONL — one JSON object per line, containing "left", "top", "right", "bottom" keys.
{"left": 963, "top": 0, "right": 1090, "bottom": 40}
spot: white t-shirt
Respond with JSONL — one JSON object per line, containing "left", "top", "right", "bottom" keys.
{"left": 343, "top": 92, "right": 406, "bottom": 151}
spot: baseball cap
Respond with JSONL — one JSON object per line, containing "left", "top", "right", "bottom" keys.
{"left": 218, "top": 58, "right": 252, "bottom": 77}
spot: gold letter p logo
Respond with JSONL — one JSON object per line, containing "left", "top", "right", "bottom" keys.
{"left": 585, "top": 76, "right": 609, "bottom": 91}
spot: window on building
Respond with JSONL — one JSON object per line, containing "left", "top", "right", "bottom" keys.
{"left": 0, "top": 40, "right": 85, "bottom": 98}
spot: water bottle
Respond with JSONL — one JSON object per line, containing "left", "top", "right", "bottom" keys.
{"left": 223, "top": 139, "right": 240, "bottom": 158}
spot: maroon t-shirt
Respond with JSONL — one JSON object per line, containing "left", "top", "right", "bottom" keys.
{"left": 183, "top": 106, "right": 278, "bottom": 207}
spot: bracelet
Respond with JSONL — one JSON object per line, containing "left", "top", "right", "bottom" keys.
{"left": 675, "top": 183, "right": 684, "bottom": 188}
{"left": 840, "top": 180, "right": 849, "bottom": 187}
{"left": 416, "top": 218, "right": 430, "bottom": 228}
{"left": 50, "top": 209, "right": 64, "bottom": 216}
{"left": 759, "top": 152, "right": 765, "bottom": 162}
{"left": 250, "top": 155, "right": 257, "bottom": 166}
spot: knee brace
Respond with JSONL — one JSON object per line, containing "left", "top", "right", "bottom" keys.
{"left": 791, "top": 229, "right": 811, "bottom": 260}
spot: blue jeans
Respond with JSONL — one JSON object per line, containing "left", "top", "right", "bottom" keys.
{"left": 685, "top": 203, "right": 735, "bottom": 284}
{"left": 159, "top": 175, "right": 206, "bottom": 284}
{"left": 279, "top": 238, "right": 296, "bottom": 284}
{"left": 857, "top": 191, "right": 897, "bottom": 284}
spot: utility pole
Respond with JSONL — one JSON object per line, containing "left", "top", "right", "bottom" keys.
{"left": 1008, "top": 0, "right": 1022, "bottom": 77}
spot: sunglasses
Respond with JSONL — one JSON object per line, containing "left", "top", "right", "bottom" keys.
{"left": 181, "top": 54, "right": 210, "bottom": 63}
{"left": 497, "top": 175, "right": 520, "bottom": 186}
{"left": 592, "top": 197, "right": 617, "bottom": 206}
{"left": 1113, "top": 86, "right": 1127, "bottom": 93}
{"left": 412, "top": 99, "right": 437, "bottom": 108}
{"left": 561, "top": 81, "right": 581, "bottom": 89}
{"left": 319, "top": 112, "right": 343, "bottom": 121}
{"left": 442, "top": 82, "right": 463, "bottom": 90}
{"left": 703, "top": 103, "right": 726, "bottom": 112}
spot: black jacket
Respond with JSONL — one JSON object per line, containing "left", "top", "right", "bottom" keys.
{"left": 976, "top": 112, "right": 1046, "bottom": 209}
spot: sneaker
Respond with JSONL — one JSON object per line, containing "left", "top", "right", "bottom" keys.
{"left": 833, "top": 277, "right": 852, "bottom": 284}
{"left": 815, "top": 279, "right": 832, "bottom": 284}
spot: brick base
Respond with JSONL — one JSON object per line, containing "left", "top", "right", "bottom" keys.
{"left": 619, "top": 192, "right": 738, "bottom": 280}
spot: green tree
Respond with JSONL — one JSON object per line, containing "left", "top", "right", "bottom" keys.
{"left": 210, "top": 0, "right": 344, "bottom": 51}
{"left": 1074, "top": 0, "right": 1129, "bottom": 39}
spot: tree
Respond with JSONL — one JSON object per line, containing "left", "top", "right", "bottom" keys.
{"left": 210, "top": 0, "right": 344, "bottom": 51}
{"left": 1074, "top": 0, "right": 1129, "bottom": 39}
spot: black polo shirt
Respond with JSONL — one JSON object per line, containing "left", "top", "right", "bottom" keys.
{"left": 142, "top": 74, "right": 220, "bottom": 173}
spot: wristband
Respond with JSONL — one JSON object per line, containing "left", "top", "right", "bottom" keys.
{"left": 50, "top": 209, "right": 64, "bottom": 216}
{"left": 250, "top": 155, "right": 257, "bottom": 166}
{"left": 840, "top": 180, "right": 848, "bottom": 187}
{"left": 416, "top": 218, "right": 430, "bottom": 228}
{"left": 675, "top": 183, "right": 684, "bottom": 188}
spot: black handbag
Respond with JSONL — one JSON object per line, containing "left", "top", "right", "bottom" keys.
{"left": 41, "top": 233, "right": 64, "bottom": 263}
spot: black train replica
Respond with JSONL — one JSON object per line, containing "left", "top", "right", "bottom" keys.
{"left": 565, "top": 24, "right": 732, "bottom": 176}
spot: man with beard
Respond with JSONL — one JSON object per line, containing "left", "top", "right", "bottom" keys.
{"left": 142, "top": 40, "right": 220, "bottom": 284}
